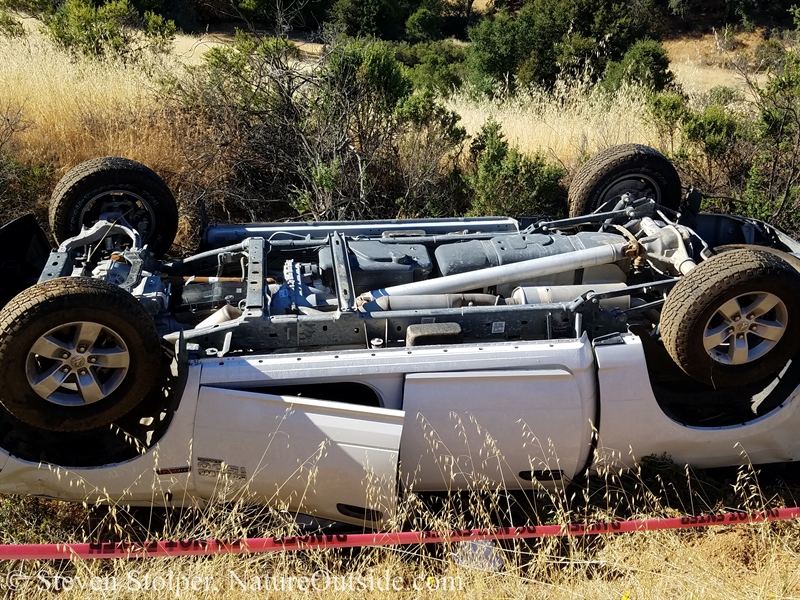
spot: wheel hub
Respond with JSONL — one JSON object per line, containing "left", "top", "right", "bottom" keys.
{"left": 703, "top": 292, "right": 788, "bottom": 366}
{"left": 25, "top": 321, "right": 130, "bottom": 406}
{"left": 79, "top": 191, "right": 155, "bottom": 248}
{"left": 598, "top": 174, "right": 661, "bottom": 210}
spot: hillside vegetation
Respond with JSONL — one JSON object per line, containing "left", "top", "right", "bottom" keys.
{"left": 3, "top": 6, "right": 800, "bottom": 243}
{"left": 1, "top": 3, "right": 800, "bottom": 597}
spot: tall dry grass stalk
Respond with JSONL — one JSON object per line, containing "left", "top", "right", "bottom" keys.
{"left": 446, "top": 82, "right": 661, "bottom": 172}
{"left": 0, "top": 448, "right": 797, "bottom": 599}
{"left": 0, "top": 30, "right": 192, "bottom": 181}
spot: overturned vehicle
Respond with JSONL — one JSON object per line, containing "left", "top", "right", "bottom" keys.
{"left": 0, "top": 144, "right": 797, "bottom": 526}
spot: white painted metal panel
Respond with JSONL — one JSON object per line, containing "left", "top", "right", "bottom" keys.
{"left": 400, "top": 369, "right": 593, "bottom": 492}
{"left": 198, "top": 338, "right": 597, "bottom": 411}
{"left": 193, "top": 387, "right": 404, "bottom": 525}
{"left": 0, "top": 365, "right": 203, "bottom": 506}
{"left": 594, "top": 334, "right": 800, "bottom": 470}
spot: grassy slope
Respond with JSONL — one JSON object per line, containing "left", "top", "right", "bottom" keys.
{"left": 0, "top": 23, "right": 799, "bottom": 600}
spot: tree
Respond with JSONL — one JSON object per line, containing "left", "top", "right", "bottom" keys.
{"left": 603, "top": 39, "right": 674, "bottom": 93}
{"left": 467, "top": 0, "right": 647, "bottom": 92}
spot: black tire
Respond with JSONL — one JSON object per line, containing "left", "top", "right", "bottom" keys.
{"left": 49, "top": 157, "right": 178, "bottom": 257}
{"left": 713, "top": 243, "right": 800, "bottom": 273}
{"left": 0, "top": 278, "right": 163, "bottom": 432}
{"left": 568, "top": 144, "right": 682, "bottom": 217}
{"left": 661, "top": 248, "right": 800, "bottom": 388}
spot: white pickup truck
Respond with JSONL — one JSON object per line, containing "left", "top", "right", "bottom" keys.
{"left": 0, "top": 145, "right": 797, "bottom": 526}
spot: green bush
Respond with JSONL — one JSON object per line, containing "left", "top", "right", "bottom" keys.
{"left": 395, "top": 40, "right": 466, "bottom": 95}
{"left": 706, "top": 85, "right": 744, "bottom": 106}
{"left": 664, "top": 98, "right": 755, "bottom": 215}
{"left": 465, "top": 8, "right": 525, "bottom": 93}
{"left": 0, "top": 103, "right": 51, "bottom": 225}
{"left": 394, "top": 90, "right": 467, "bottom": 216}
{"left": 602, "top": 39, "right": 674, "bottom": 93}
{"left": 683, "top": 104, "right": 741, "bottom": 161}
{"left": 753, "top": 38, "right": 787, "bottom": 72}
{"left": 647, "top": 91, "right": 687, "bottom": 153}
{"left": 467, "top": 119, "right": 567, "bottom": 218}
{"left": 0, "top": 9, "right": 24, "bottom": 37}
{"left": 741, "top": 51, "right": 800, "bottom": 233}
{"left": 467, "top": 0, "right": 647, "bottom": 93}
{"left": 44, "top": 0, "right": 175, "bottom": 58}
{"left": 654, "top": 51, "right": 800, "bottom": 236}
{"left": 678, "top": 103, "right": 749, "bottom": 194}
{"left": 166, "top": 35, "right": 465, "bottom": 222}
{"left": 405, "top": 6, "right": 442, "bottom": 42}
{"left": 329, "top": 0, "right": 403, "bottom": 39}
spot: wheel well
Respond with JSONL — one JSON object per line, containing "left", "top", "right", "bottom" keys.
{"left": 633, "top": 325, "right": 800, "bottom": 427}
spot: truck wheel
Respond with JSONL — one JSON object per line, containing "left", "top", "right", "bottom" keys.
{"left": 49, "top": 157, "right": 178, "bottom": 257}
{"left": 661, "top": 248, "right": 800, "bottom": 388}
{"left": 0, "top": 278, "right": 163, "bottom": 432}
{"left": 568, "top": 144, "right": 682, "bottom": 217}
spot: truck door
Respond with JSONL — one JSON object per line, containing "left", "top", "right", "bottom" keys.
{"left": 192, "top": 386, "right": 403, "bottom": 526}
{"left": 400, "top": 366, "right": 594, "bottom": 492}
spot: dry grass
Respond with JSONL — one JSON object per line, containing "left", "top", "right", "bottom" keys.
{"left": 446, "top": 83, "right": 661, "bottom": 171}
{"left": 0, "top": 21, "right": 754, "bottom": 217}
{"left": 0, "top": 453, "right": 797, "bottom": 599}
{"left": 662, "top": 31, "right": 769, "bottom": 94}
{"left": 0, "top": 29, "right": 189, "bottom": 179}
{"left": 0, "top": 26, "right": 231, "bottom": 244}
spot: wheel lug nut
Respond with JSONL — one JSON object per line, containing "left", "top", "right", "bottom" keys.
{"left": 737, "top": 334, "right": 744, "bottom": 339}
{"left": 747, "top": 314, "right": 754, "bottom": 320}
{"left": 60, "top": 352, "right": 70, "bottom": 359}
{"left": 60, "top": 366, "right": 70, "bottom": 373}
{"left": 78, "top": 369, "right": 87, "bottom": 376}
{"left": 77, "top": 346, "right": 87, "bottom": 353}
{"left": 88, "top": 357, "right": 97, "bottom": 363}
{"left": 733, "top": 316, "right": 741, "bottom": 322}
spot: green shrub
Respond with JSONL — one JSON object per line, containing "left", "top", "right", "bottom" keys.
{"left": 394, "top": 90, "right": 467, "bottom": 216}
{"left": 467, "top": 0, "right": 647, "bottom": 93}
{"left": 753, "top": 38, "right": 787, "bottom": 72}
{"left": 465, "top": 8, "right": 525, "bottom": 93}
{"left": 0, "top": 158, "right": 51, "bottom": 223}
{"left": 405, "top": 6, "right": 441, "bottom": 42}
{"left": 395, "top": 40, "right": 466, "bottom": 94}
{"left": 324, "top": 39, "right": 412, "bottom": 110}
{"left": 602, "top": 40, "right": 674, "bottom": 93}
{"left": 44, "top": 0, "right": 175, "bottom": 58}
{"left": 669, "top": 99, "right": 755, "bottom": 211}
{"left": 647, "top": 91, "right": 687, "bottom": 153}
{"left": 706, "top": 85, "right": 744, "bottom": 106}
{"left": 741, "top": 51, "right": 800, "bottom": 233}
{"left": 329, "top": 0, "right": 403, "bottom": 39}
{"left": 467, "top": 119, "right": 567, "bottom": 218}
{"left": 0, "top": 9, "right": 24, "bottom": 37}
{"left": 683, "top": 104, "right": 741, "bottom": 161}
{"left": 166, "top": 35, "right": 465, "bottom": 222}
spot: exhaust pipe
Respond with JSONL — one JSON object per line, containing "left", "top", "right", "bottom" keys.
{"left": 362, "top": 242, "right": 630, "bottom": 299}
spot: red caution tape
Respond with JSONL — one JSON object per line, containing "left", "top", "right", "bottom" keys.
{"left": 0, "top": 507, "right": 797, "bottom": 561}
